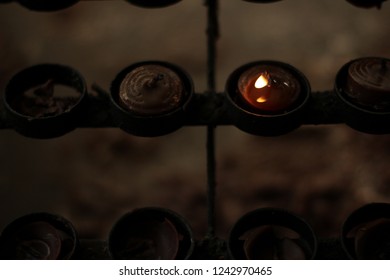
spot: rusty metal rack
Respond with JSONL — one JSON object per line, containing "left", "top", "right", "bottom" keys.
{"left": 0, "top": 0, "right": 390, "bottom": 260}
{"left": 0, "top": 90, "right": 343, "bottom": 129}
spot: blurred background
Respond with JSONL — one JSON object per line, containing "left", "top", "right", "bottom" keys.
{"left": 0, "top": 0, "right": 390, "bottom": 241}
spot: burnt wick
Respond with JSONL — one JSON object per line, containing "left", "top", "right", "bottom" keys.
{"left": 146, "top": 74, "right": 165, "bottom": 89}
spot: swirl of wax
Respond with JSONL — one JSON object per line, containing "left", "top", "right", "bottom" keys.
{"left": 237, "top": 65, "right": 301, "bottom": 113}
{"left": 345, "top": 58, "right": 390, "bottom": 111}
{"left": 119, "top": 65, "right": 184, "bottom": 115}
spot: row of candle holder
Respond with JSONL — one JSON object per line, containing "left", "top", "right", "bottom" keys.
{"left": 2, "top": 57, "right": 390, "bottom": 137}
{"left": 0, "top": 203, "right": 389, "bottom": 260}
{"left": 0, "top": 0, "right": 386, "bottom": 11}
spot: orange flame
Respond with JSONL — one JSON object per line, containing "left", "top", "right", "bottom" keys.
{"left": 254, "top": 73, "right": 269, "bottom": 89}
{"left": 254, "top": 72, "right": 270, "bottom": 103}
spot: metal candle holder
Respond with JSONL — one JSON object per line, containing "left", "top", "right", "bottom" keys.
{"left": 110, "top": 61, "right": 194, "bottom": 137}
{"left": 225, "top": 60, "right": 311, "bottom": 136}
{"left": 108, "top": 207, "right": 194, "bottom": 260}
{"left": 0, "top": 212, "right": 79, "bottom": 260}
{"left": 334, "top": 57, "right": 390, "bottom": 134}
{"left": 228, "top": 208, "right": 317, "bottom": 260}
{"left": 4, "top": 64, "right": 87, "bottom": 139}
{"left": 341, "top": 203, "right": 390, "bottom": 260}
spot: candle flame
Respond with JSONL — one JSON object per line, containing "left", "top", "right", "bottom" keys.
{"left": 254, "top": 73, "right": 269, "bottom": 89}
{"left": 254, "top": 72, "right": 270, "bottom": 103}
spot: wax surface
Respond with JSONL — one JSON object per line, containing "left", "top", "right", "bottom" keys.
{"left": 345, "top": 58, "right": 390, "bottom": 110}
{"left": 119, "top": 65, "right": 183, "bottom": 115}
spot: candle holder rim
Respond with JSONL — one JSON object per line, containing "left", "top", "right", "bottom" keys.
{"left": 242, "top": 0, "right": 283, "bottom": 3}
{"left": 3, "top": 63, "right": 87, "bottom": 120}
{"left": 228, "top": 206, "right": 316, "bottom": 236}
{"left": 110, "top": 206, "right": 193, "bottom": 230}
{"left": 17, "top": 0, "right": 79, "bottom": 11}
{"left": 125, "top": 0, "right": 182, "bottom": 8}
{"left": 225, "top": 60, "right": 311, "bottom": 117}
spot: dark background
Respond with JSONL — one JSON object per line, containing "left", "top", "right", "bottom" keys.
{"left": 0, "top": 0, "right": 390, "bottom": 241}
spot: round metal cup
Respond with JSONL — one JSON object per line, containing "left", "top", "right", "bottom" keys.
{"left": 0, "top": 212, "right": 79, "bottom": 260}
{"left": 225, "top": 60, "right": 311, "bottom": 136}
{"left": 228, "top": 208, "right": 317, "bottom": 260}
{"left": 110, "top": 61, "right": 194, "bottom": 137}
{"left": 125, "top": 0, "right": 182, "bottom": 8}
{"left": 17, "top": 0, "right": 79, "bottom": 11}
{"left": 341, "top": 203, "right": 390, "bottom": 259}
{"left": 334, "top": 58, "right": 390, "bottom": 134}
{"left": 108, "top": 207, "right": 194, "bottom": 260}
{"left": 4, "top": 64, "right": 87, "bottom": 139}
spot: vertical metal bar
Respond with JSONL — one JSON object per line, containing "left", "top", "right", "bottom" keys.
{"left": 206, "top": 125, "right": 216, "bottom": 238}
{"left": 205, "top": 0, "right": 219, "bottom": 238}
{"left": 206, "top": 0, "right": 219, "bottom": 92}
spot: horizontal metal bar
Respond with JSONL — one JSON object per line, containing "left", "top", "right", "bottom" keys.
{"left": 186, "top": 90, "right": 344, "bottom": 126}
{"left": 0, "top": 90, "right": 344, "bottom": 130}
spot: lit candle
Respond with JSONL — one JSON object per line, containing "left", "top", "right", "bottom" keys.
{"left": 237, "top": 65, "right": 301, "bottom": 113}
{"left": 118, "top": 64, "right": 184, "bottom": 115}
{"left": 344, "top": 58, "right": 390, "bottom": 111}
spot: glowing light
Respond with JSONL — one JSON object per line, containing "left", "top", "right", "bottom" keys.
{"left": 254, "top": 73, "right": 269, "bottom": 89}
{"left": 257, "top": 96, "right": 267, "bottom": 103}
